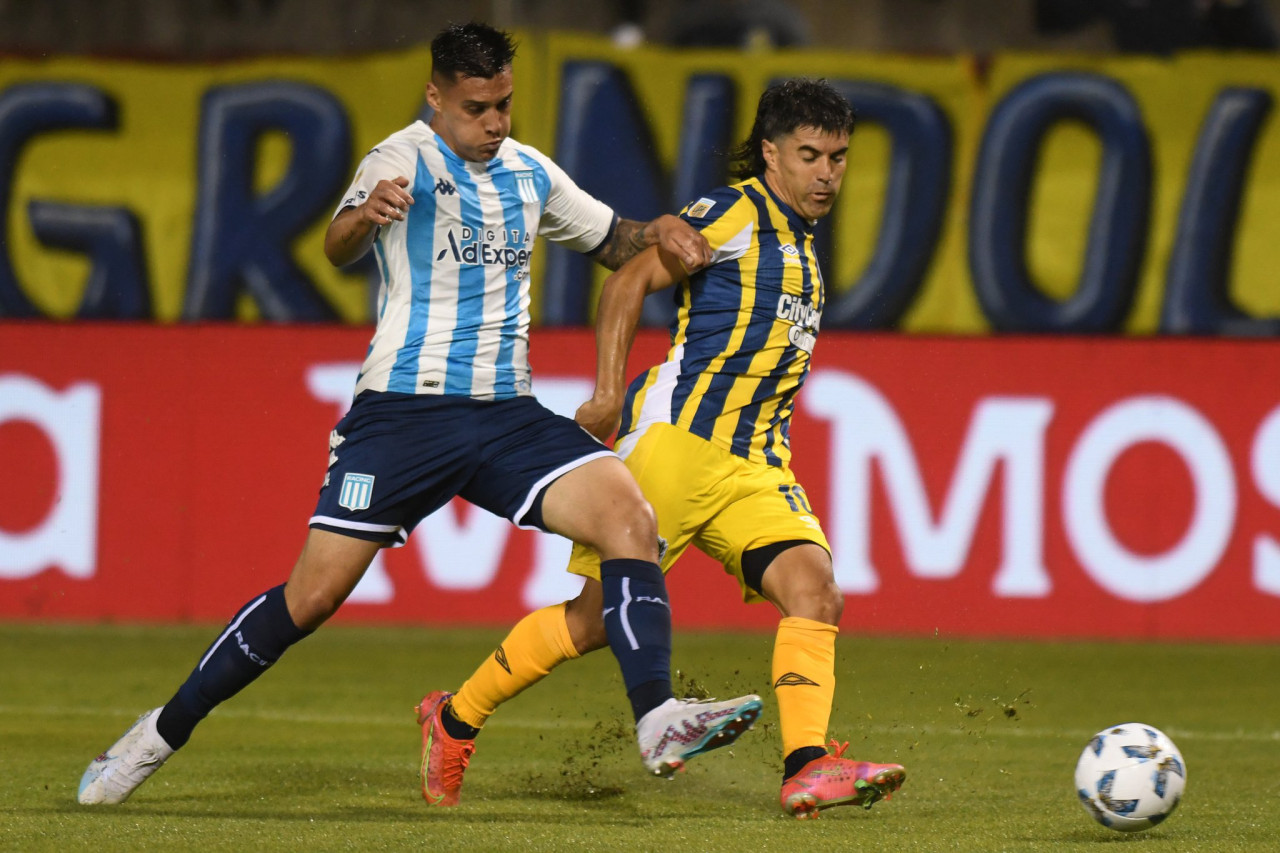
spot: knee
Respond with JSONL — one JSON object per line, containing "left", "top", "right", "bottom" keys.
{"left": 595, "top": 493, "right": 659, "bottom": 560}
{"left": 811, "top": 580, "right": 844, "bottom": 625}
{"left": 564, "top": 587, "right": 609, "bottom": 656}
{"left": 567, "top": 612, "right": 609, "bottom": 656}
{"left": 767, "top": 564, "right": 844, "bottom": 626}
{"left": 283, "top": 583, "right": 342, "bottom": 631}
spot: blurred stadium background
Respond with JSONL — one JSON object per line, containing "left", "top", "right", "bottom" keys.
{"left": 3, "top": 0, "right": 1278, "bottom": 637}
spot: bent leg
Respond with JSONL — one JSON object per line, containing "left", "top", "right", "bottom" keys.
{"left": 541, "top": 457, "right": 673, "bottom": 724}
{"left": 539, "top": 455, "right": 657, "bottom": 562}
{"left": 449, "top": 580, "right": 607, "bottom": 730}
{"left": 750, "top": 542, "right": 843, "bottom": 777}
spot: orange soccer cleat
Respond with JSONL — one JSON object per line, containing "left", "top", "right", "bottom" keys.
{"left": 416, "top": 690, "right": 477, "bottom": 807}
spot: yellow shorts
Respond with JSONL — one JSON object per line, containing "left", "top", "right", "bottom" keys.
{"left": 567, "top": 422, "right": 830, "bottom": 603}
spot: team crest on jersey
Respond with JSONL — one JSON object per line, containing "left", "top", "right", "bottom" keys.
{"left": 338, "top": 473, "right": 375, "bottom": 511}
{"left": 514, "top": 170, "right": 539, "bottom": 203}
{"left": 686, "top": 197, "right": 716, "bottom": 218}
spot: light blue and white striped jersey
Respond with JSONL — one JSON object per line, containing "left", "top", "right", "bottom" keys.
{"left": 335, "top": 121, "right": 615, "bottom": 400}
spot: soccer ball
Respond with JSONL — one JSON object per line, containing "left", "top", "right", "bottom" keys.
{"left": 1074, "top": 723, "right": 1186, "bottom": 832}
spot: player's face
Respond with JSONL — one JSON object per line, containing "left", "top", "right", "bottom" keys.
{"left": 761, "top": 126, "right": 849, "bottom": 222}
{"left": 426, "top": 68, "right": 513, "bottom": 162}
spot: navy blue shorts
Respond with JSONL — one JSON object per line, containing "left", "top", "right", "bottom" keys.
{"left": 310, "top": 391, "right": 614, "bottom": 545}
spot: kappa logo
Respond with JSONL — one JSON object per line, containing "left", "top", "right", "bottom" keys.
{"left": 434, "top": 177, "right": 456, "bottom": 196}
{"left": 495, "top": 644, "right": 512, "bottom": 674}
{"left": 774, "top": 672, "right": 821, "bottom": 688}
{"left": 338, "top": 473, "right": 375, "bottom": 511}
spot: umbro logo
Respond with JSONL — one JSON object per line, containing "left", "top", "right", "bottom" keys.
{"left": 495, "top": 644, "right": 511, "bottom": 674}
{"left": 774, "top": 672, "right": 820, "bottom": 688}
{"left": 434, "top": 177, "right": 456, "bottom": 195}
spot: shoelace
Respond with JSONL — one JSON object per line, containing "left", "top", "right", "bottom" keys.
{"left": 827, "top": 738, "right": 849, "bottom": 760}
{"left": 440, "top": 735, "right": 476, "bottom": 790}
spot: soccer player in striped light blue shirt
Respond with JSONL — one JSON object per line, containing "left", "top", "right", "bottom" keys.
{"left": 77, "top": 21, "right": 762, "bottom": 807}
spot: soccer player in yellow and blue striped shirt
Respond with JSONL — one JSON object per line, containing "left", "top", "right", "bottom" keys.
{"left": 434, "top": 78, "right": 906, "bottom": 817}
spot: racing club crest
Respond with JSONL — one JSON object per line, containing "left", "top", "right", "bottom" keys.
{"left": 514, "top": 170, "right": 538, "bottom": 203}
{"left": 339, "top": 473, "right": 375, "bottom": 511}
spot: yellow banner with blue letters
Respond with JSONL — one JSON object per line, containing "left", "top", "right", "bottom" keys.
{"left": 1, "top": 35, "right": 1276, "bottom": 333}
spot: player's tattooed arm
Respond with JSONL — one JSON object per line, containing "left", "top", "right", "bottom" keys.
{"left": 324, "top": 176, "right": 414, "bottom": 267}
{"left": 593, "top": 215, "right": 711, "bottom": 273}
{"left": 576, "top": 245, "right": 686, "bottom": 442}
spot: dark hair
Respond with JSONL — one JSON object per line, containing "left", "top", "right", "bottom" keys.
{"left": 431, "top": 21, "right": 517, "bottom": 81}
{"left": 729, "top": 78, "right": 856, "bottom": 180}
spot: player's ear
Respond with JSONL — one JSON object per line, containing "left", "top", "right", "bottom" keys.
{"left": 425, "top": 73, "right": 446, "bottom": 112}
{"left": 761, "top": 138, "right": 779, "bottom": 172}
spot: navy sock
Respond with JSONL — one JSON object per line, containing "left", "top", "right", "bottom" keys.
{"left": 600, "top": 558, "right": 674, "bottom": 723}
{"left": 156, "top": 584, "right": 310, "bottom": 749}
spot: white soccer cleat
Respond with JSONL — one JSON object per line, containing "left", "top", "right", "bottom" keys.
{"left": 636, "top": 694, "right": 763, "bottom": 778}
{"left": 77, "top": 708, "right": 174, "bottom": 804}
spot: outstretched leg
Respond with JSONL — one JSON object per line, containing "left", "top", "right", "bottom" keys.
{"left": 78, "top": 530, "right": 380, "bottom": 805}
{"left": 541, "top": 457, "right": 761, "bottom": 778}
{"left": 417, "top": 581, "right": 609, "bottom": 806}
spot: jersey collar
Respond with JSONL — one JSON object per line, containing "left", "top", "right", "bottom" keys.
{"left": 753, "top": 174, "right": 816, "bottom": 235}
{"left": 432, "top": 131, "right": 507, "bottom": 172}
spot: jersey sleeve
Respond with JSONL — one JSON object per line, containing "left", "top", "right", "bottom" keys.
{"left": 679, "top": 186, "right": 755, "bottom": 264}
{"left": 333, "top": 135, "right": 418, "bottom": 220}
{"left": 527, "top": 150, "right": 616, "bottom": 253}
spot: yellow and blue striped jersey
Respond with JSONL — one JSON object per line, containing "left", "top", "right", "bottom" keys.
{"left": 617, "top": 177, "right": 823, "bottom": 468}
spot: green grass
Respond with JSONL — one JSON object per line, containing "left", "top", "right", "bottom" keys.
{"left": 2, "top": 622, "right": 1277, "bottom": 852}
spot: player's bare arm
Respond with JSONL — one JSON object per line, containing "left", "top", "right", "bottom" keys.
{"left": 593, "top": 214, "right": 711, "bottom": 273}
{"left": 575, "top": 245, "right": 687, "bottom": 442}
{"left": 323, "top": 176, "right": 415, "bottom": 266}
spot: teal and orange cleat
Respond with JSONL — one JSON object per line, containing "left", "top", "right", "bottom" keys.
{"left": 636, "top": 694, "right": 763, "bottom": 778}
{"left": 415, "top": 690, "right": 476, "bottom": 807}
{"left": 780, "top": 740, "right": 906, "bottom": 819}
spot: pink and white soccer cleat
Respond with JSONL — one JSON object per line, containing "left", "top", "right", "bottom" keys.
{"left": 780, "top": 739, "right": 906, "bottom": 819}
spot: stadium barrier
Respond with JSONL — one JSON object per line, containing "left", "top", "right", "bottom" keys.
{"left": 2, "top": 324, "right": 1278, "bottom": 639}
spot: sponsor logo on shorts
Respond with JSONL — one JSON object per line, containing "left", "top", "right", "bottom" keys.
{"left": 339, "top": 473, "right": 375, "bottom": 511}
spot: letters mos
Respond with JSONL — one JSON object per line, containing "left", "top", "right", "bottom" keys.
{"left": 804, "top": 369, "right": 1280, "bottom": 604}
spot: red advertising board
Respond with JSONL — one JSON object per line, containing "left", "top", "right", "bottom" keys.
{"left": 2, "top": 323, "right": 1278, "bottom": 639}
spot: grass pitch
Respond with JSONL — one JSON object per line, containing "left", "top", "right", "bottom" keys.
{"left": 2, "top": 622, "right": 1277, "bottom": 852}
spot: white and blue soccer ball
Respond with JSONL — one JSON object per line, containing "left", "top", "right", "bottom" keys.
{"left": 1074, "top": 723, "right": 1186, "bottom": 832}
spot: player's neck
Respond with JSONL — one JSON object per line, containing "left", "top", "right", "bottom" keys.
{"left": 761, "top": 172, "right": 810, "bottom": 225}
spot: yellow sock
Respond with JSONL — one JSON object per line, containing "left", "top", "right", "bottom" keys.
{"left": 449, "top": 603, "right": 580, "bottom": 729}
{"left": 772, "top": 616, "right": 838, "bottom": 758}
